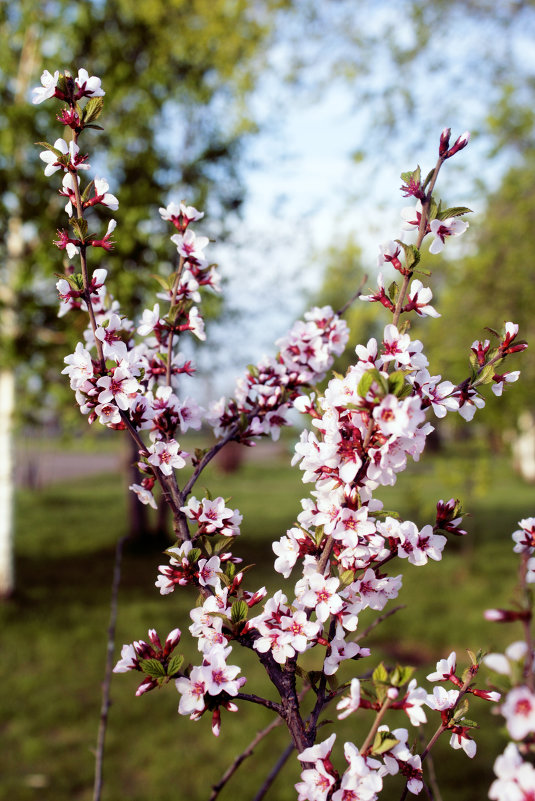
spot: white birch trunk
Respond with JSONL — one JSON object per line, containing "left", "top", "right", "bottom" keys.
{"left": 512, "top": 411, "right": 535, "bottom": 483}
{"left": 0, "top": 26, "right": 38, "bottom": 597}
{"left": 0, "top": 371, "right": 15, "bottom": 597}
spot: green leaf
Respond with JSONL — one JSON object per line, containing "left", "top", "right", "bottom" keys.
{"left": 70, "top": 217, "right": 88, "bottom": 241}
{"left": 327, "top": 674, "right": 338, "bottom": 692}
{"left": 56, "top": 73, "right": 70, "bottom": 97}
{"left": 167, "top": 303, "right": 184, "bottom": 325}
{"left": 295, "top": 664, "right": 311, "bottom": 682}
{"left": 314, "top": 525, "right": 325, "bottom": 547}
{"left": 428, "top": 198, "right": 439, "bottom": 221}
{"left": 390, "top": 664, "right": 415, "bottom": 687}
{"left": 395, "top": 240, "right": 421, "bottom": 271}
{"left": 35, "top": 141, "right": 65, "bottom": 159}
{"left": 371, "top": 731, "right": 399, "bottom": 755}
{"left": 373, "top": 662, "right": 389, "bottom": 684}
{"left": 358, "top": 367, "right": 388, "bottom": 398}
{"left": 475, "top": 363, "right": 497, "bottom": 386}
{"left": 459, "top": 718, "right": 479, "bottom": 729}
{"left": 387, "top": 280, "right": 399, "bottom": 303}
{"left": 422, "top": 168, "right": 435, "bottom": 189}
{"left": 357, "top": 370, "right": 375, "bottom": 399}
{"left": 339, "top": 569, "right": 355, "bottom": 589}
{"left": 436, "top": 205, "right": 473, "bottom": 220}
{"left": 139, "top": 658, "right": 166, "bottom": 678}
{"left": 81, "top": 179, "right": 95, "bottom": 203}
{"left": 167, "top": 654, "right": 184, "bottom": 677}
{"left": 150, "top": 273, "right": 174, "bottom": 292}
{"left": 388, "top": 371, "right": 406, "bottom": 397}
{"left": 187, "top": 547, "right": 201, "bottom": 563}
{"left": 226, "top": 561, "right": 236, "bottom": 580}
{"left": 400, "top": 165, "right": 421, "bottom": 185}
{"left": 452, "top": 698, "right": 470, "bottom": 723}
{"left": 82, "top": 96, "right": 105, "bottom": 124}
{"left": 56, "top": 272, "right": 83, "bottom": 291}
{"left": 231, "top": 600, "right": 248, "bottom": 623}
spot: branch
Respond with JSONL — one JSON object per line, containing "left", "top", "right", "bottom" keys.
{"left": 235, "top": 692, "right": 283, "bottom": 715}
{"left": 359, "top": 696, "right": 392, "bottom": 755}
{"left": 336, "top": 273, "right": 368, "bottom": 317}
{"left": 93, "top": 534, "right": 128, "bottom": 801}
{"left": 252, "top": 742, "right": 295, "bottom": 801}
{"left": 182, "top": 425, "right": 240, "bottom": 498}
{"left": 392, "top": 155, "right": 444, "bottom": 328}
{"left": 354, "top": 604, "right": 405, "bottom": 641}
{"left": 209, "top": 716, "right": 284, "bottom": 801}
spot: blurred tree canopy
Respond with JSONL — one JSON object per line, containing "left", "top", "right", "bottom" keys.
{"left": 425, "top": 156, "right": 535, "bottom": 434}
{"left": 3, "top": 0, "right": 535, "bottom": 426}
{"left": 0, "top": 0, "right": 289, "bottom": 423}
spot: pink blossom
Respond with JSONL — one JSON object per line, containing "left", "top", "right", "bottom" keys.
{"left": 129, "top": 483, "right": 157, "bottom": 509}
{"left": 427, "top": 651, "right": 457, "bottom": 682}
{"left": 501, "top": 686, "right": 535, "bottom": 740}
{"left": 147, "top": 439, "right": 187, "bottom": 475}
{"left": 425, "top": 686, "right": 459, "bottom": 710}
{"left": 336, "top": 678, "right": 361, "bottom": 719}
{"left": 429, "top": 217, "right": 469, "bottom": 254}
{"left": 75, "top": 68, "right": 105, "bottom": 99}
{"left": 300, "top": 573, "right": 343, "bottom": 623}
{"left": 32, "top": 69, "right": 60, "bottom": 104}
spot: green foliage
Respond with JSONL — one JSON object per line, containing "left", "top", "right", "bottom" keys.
{"left": 0, "top": 0, "right": 289, "bottom": 419}
{"left": 426, "top": 156, "right": 535, "bottom": 434}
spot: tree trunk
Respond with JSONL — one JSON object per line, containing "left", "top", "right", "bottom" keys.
{"left": 0, "top": 371, "right": 15, "bottom": 598}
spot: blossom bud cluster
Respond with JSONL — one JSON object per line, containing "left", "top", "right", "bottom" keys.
{"left": 210, "top": 307, "right": 350, "bottom": 442}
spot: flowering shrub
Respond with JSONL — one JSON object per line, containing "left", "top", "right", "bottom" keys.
{"left": 481, "top": 517, "right": 535, "bottom": 800}
{"left": 32, "top": 68, "right": 531, "bottom": 800}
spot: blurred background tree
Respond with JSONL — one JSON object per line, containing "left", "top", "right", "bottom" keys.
{"left": 3, "top": 0, "right": 535, "bottom": 593}
{"left": 0, "top": 0, "right": 291, "bottom": 590}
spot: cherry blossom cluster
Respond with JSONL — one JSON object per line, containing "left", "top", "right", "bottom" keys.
{"left": 34, "top": 71, "right": 529, "bottom": 801}
{"left": 482, "top": 517, "right": 535, "bottom": 800}
{"left": 294, "top": 651, "right": 503, "bottom": 799}
{"left": 210, "top": 307, "right": 350, "bottom": 443}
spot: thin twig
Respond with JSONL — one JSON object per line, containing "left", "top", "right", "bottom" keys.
{"left": 418, "top": 729, "right": 442, "bottom": 801}
{"left": 183, "top": 426, "right": 240, "bottom": 498}
{"left": 235, "top": 692, "right": 283, "bottom": 714}
{"left": 354, "top": 605, "right": 405, "bottom": 642}
{"left": 252, "top": 742, "right": 295, "bottom": 801}
{"left": 392, "top": 155, "right": 444, "bottom": 329}
{"left": 209, "top": 716, "right": 284, "bottom": 801}
{"left": 336, "top": 274, "right": 368, "bottom": 317}
{"left": 359, "top": 697, "right": 392, "bottom": 755}
{"left": 93, "top": 534, "right": 128, "bottom": 801}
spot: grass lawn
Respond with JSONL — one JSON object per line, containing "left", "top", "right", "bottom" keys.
{"left": 2, "top": 435, "right": 533, "bottom": 801}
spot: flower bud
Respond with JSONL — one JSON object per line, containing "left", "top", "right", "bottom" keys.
{"left": 439, "top": 127, "right": 451, "bottom": 156}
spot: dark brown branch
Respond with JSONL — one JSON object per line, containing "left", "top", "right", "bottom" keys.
{"left": 336, "top": 273, "right": 368, "bottom": 317}
{"left": 252, "top": 742, "right": 295, "bottom": 801}
{"left": 209, "top": 716, "right": 284, "bottom": 801}
{"left": 354, "top": 604, "right": 405, "bottom": 641}
{"left": 235, "top": 692, "right": 283, "bottom": 715}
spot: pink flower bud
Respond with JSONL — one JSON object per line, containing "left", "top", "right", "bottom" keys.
{"left": 446, "top": 131, "right": 470, "bottom": 158}
{"left": 439, "top": 127, "right": 451, "bottom": 156}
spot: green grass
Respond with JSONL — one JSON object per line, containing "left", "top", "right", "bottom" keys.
{"left": 2, "top": 439, "right": 533, "bottom": 800}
